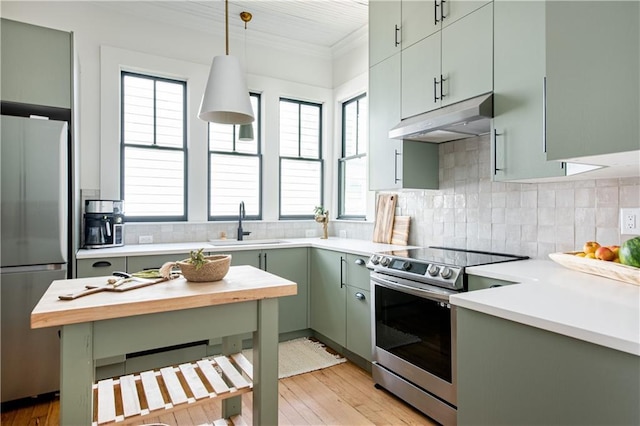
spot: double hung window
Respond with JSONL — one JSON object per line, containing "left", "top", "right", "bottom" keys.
{"left": 339, "top": 94, "right": 367, "bottom": 219}
{"left": 208, "top": 94, "right": 261, "bottom": 220}
{"left": 120, "top": 71, "right": 187, "bottom": 221}
{"left": 279, "top": 98, "right": 323, "bottom": 219}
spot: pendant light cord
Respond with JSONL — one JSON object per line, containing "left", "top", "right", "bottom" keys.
{"left": 225, "top": 0, "right": 229, "bottom": 55}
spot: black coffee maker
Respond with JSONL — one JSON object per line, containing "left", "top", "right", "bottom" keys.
{"left": 83, "top": 200, "right": 124, "bottom": 248}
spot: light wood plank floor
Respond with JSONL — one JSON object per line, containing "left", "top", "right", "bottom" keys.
{"left": 1, "top": 361, "right": 436, "bottom": 425}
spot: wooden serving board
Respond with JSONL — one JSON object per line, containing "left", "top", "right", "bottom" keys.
{"left": 58, "top": 277, "right": 169, "bottom": 300}
{"left": 391, "top": 216, "right": 410, "bottom": 246}
{"left": 548, "top": 252, "right": 640, "bottom": 286}
{"left": 373, "top": 194, "right": 397, "bottom": 243}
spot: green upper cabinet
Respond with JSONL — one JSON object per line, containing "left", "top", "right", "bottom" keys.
{"left": 492, "top": 1, "right": 639, "bottom": 181}
{"left": 401, "top": 33, "right": 441, "bottom": 118}
{"left": 1, "top": 19, "right": 72, "bottom": 108}
{"left": 544, "top": 1, "right": 639, "bottom": 161}
{"left": 400, "top": 2, "right": 493, "bottom": 118}
{"left": 492, "top": 0, "right": 566, "bottom": 181}
{"left": 369, "top": 0, "right": 401, "bottom": 67}
{"left": 440, "top": 3, "right": 493, "bottom": 107}
{"left": 369, "top": 30, "right": 439, "bottom": 191}
{"left": 368, "top": 53, "right": 402, "bottom": 191}
{"left": 400, "top": 0, "right": 437, "bottom": 49}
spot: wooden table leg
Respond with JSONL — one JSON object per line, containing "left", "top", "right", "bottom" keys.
{"left": 60, "top": 322, "right": 94, "bottom": 425}
{"left": 252, "top": 297, "right": 279, "bottom": 426}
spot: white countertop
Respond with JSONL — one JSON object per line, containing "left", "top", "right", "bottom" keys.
{"left": 76, "top": 237, "right": 417, "bottom": 259}
{"left": 452, "top": 259, "right": 640, "bottom": 356}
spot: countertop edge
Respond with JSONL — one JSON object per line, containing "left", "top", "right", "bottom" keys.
{"left": 76, "top": 238, "right": 418, "bottom": 259}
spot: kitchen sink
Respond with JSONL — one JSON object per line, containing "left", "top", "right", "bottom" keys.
{"left": 208, "top": 239, "right": 286, "bottom": 246}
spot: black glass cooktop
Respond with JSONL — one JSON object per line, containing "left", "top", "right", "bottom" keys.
{"left": 377, "top": 246, "right": 529, "bottom": 268}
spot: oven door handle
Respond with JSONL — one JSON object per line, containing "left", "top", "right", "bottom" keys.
{"left": 371, "top": 274, "right": 452, "bottom": 303}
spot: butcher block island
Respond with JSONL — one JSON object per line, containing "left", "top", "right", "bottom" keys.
{"left": 31, "top": 265, "right": 297, "bottom": 426}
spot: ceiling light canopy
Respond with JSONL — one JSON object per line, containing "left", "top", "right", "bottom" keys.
{"left": 198, "top": 0, "right": 254, "bottom": 125}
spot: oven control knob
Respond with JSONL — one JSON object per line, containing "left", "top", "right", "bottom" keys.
{"left": 427, "top": 264, "right": 440, "bottom": 276}
{"left": 370, "top": 256, "right": 380, "bottom": 265}
{"left": 440, "top": 267, "right": 453, "bottom": 279}
{"left": 400, "top": 261, "right": 411, "bottom": 271}
{"left": 380, "top": 257, "right": 391, "bottom": 267}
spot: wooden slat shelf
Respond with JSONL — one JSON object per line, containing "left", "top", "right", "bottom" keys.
{"left": 91, "top": 353, "right": 253, "bottom": 425}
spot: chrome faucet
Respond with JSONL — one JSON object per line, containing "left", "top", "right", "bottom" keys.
{"left": 237, "top": 201, "right": 251, "bottom": 241}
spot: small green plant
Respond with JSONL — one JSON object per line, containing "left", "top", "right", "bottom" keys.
{"left": 314, "top": 206, "right": 327, "bottom": 217}
{"left": 188, "top": 248, "right": 208, "bottom": 270}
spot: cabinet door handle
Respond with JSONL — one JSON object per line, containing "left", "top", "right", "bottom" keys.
{"left": 433, "top": 77, "right": 440, "bottom": 102}
{"left": 434, "top": 0, "right": 440, "bottom": 25}
{"left": 354, "top": 258, "right": 365, "bottom": 266}
{"left": 394, "top": 149, "right": 402, "bottom": 183}
{"left": 263, "top": 252, "right": 268, "bottom": 271}
{"left": 340, "top": 256, "right": 346, "bottom": 288}
{"left": 493, "top": 128, "right": 504, "bottom": 175}
{"left": 440, "top": 75, "right": 446, "bottom": 100}
{"left": 542, "top": 76, "right": 547, "bottom": 154}
{"left": 355, "top": 292, "right": 366, "bottom": 300}
{"left": 394, "top": 24, "right": 400, "bottom": 47}
{"left": 441, "top": 0, "right": 447, "bottom": 21}
{"left": 258, "top": 253, "right": 263, "bottom": 270}
{"left": 92, "top": 261, "right": 112, "bottom": 268}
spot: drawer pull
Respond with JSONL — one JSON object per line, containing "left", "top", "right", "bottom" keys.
{"left": 92, "top": 261, "right": 112, "bottom": 268}
{"left": 355, "top": 292, "right": 366, "bottom": 300}
{"left": 354, "top": 258, "right": 365, "bottom": 266}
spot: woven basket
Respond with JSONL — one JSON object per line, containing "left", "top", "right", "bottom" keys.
{"left": 176, "top": 254, "right": 231, "bottom": 282}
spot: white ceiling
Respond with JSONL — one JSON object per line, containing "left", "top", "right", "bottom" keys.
{"left": 94, "top": 0, "right": 369, "bottom": 51}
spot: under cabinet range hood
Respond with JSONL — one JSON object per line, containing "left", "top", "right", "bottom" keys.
{"left": 389, "top": 93, "right": 494, "bottom": 143}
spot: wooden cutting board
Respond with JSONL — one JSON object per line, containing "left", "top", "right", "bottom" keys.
{"left": 391, "top": 216, "right": 410, "bottom": 246}
{"left": 373, "top": 194, "right": 397, "bottom": 243}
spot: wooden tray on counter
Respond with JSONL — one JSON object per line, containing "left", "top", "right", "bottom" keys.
{"left": 548, "top": 252, "right": 640, "bottom": 286}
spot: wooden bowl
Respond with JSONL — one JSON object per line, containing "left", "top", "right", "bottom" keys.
{"left": 176, "top": 254, "right": 231, "bottom": 282}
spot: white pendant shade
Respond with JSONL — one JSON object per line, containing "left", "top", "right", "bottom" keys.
{"left": 198, "top": 55, "right": 254, "bottom": 125}
{"left": 238, "top": 123, "right": 254, "bottom": 141}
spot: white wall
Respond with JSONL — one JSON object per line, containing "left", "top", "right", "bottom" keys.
{"left": 2, "top": 1, "right": 366, "bottom": 222}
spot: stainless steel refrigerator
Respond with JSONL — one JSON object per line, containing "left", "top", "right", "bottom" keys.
{"left": 1, "top": 115, "right": 68, "bottom": 402}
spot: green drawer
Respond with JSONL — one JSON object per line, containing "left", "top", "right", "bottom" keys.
{"left": 76, "top": 257, "right": 127, "bottom": 278}
{"left": 346, "top": 253, "right": 371, "bottom": 291}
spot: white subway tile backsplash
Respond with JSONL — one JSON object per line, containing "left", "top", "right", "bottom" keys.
{"left": 122, "top": 135, "right": 638, "bottom": 260}
{"left": 538, "top": 190, "right": 556, "bottom": 208}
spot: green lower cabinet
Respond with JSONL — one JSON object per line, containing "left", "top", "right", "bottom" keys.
{"left": 262, "top": 248, "right": 309, "bottom": 334}
{"left": 345, "top": 286, "right": 371, "bottom": 361}
{"left": 231, "top": 248, "right": 309, "bottom": 334}
{"left": 310, "top": 249, "right": 373, "bottom": 363}
{"left": 310, "top": 249, "right": 346, "bottom": 345}
{"left": 227, "top": 250, "right": 261, "bottom": 268}
{"left": 457, "top": 308, "right": 640, "bottom": 425}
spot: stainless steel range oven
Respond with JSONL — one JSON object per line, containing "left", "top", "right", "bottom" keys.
{"left": 367, "top": 247, "right": 528, "bottom": 425}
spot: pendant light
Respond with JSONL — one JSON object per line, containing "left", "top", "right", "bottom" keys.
{"left": 198, "top": 0, "right": 254, "bottom": 125}
{"left": 238, "top": 10, "right": 254, "bottom": 141}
